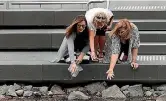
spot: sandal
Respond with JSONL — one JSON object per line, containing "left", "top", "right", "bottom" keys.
{"left": 91, "top": 58, "right": 99, "bottom": 63}
{"left": 98, "top": 52, "right": 104, "bottom": 58}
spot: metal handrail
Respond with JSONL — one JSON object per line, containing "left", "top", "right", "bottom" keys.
{"left": 87, "top": 0, "right": 106, "bottom": 10}
{"left": 9, "top": 0, "right": 108, "bottom": 10}
{"left": 106, "top": 0, "right": 109, "bottom": 9}
{"left": 11, "top": 1, "right": 88, "bottom": 5}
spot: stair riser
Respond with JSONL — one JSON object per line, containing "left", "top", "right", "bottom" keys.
{"left": 0, "top": 33, "right": 165, "bottom": 52}
{"left": 0, "top": 11, "right": 165, "bottom": 30}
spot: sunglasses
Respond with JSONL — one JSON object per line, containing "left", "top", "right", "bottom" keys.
{"left": 96, "top": 16, "right": 106, "bottom": 20}
{"left": 77, "top": 24, "right": 86, "bottom": 28}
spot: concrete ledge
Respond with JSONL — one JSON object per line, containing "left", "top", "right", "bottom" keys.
{"left": 0, "top": 65, "right": 42, "bottom": 81}
{"left": 0, "top": 62, "right": 162, "bottom": 82}
{"left": 42, "top": 63, "right": 135, "bottom": 81}
{"left": 0, "top": 52, "right": 164, "bottom": 82}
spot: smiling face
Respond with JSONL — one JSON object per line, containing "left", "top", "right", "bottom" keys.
{"left": 93, "top": 12, "right": 107, "bottom": 29}
{"left": 76, "top": 20, "right": 86, "bottom": 33}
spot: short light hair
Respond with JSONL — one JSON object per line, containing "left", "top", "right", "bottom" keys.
{"left": 93, "top": 12, "right": 107, "bottom": 24}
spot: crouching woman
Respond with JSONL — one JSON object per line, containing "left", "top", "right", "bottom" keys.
{"left": 103, "top": 19, "right": 140, "bottom": 80}
{"left": 52, "top": 15, "right": 89, "bottom": 73}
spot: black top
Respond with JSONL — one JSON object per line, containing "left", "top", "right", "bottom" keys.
{"left": 120, "top": 40, "right": 129, "bottom": 55}
{"left": 74, "top": 31, "right": 89, "bottom": 52}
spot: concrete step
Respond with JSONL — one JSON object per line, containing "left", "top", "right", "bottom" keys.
{"left": 139, "top": 43, "right": 166, "bottom": 55}
{"left": 0, "top": 11, "right": 165, "bottom": 30}
{"left": 0, "top": 51, "right": 165, "bottom": 81}
{"left": 0, "top": 29, "right": 165, "bottom": 53}
{"left": 114, "top": 19, "right": 166, "bottom": 30}
{"left": 113, "top": 11, "right": 166, "bottom": 19}
{"left": 140, "top": 31, "right": 166, "bottom": 42}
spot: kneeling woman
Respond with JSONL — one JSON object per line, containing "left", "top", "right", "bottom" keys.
{"left": 103, "top": 19, "right": 140, "bottom": 80}
{"left": 52, "top": 15, "right": 89, "bottom": 73}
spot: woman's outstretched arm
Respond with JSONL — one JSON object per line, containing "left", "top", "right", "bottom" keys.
{"left": 89, "top": 29, "right": 97, "bottom": 60}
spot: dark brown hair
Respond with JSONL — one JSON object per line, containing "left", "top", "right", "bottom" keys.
{"left": 65, "top": 15, "right": 88, "bottom": 38}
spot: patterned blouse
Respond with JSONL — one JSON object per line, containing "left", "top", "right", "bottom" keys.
{"left": 103, "top": 23, "right": 140, "bottom": 64}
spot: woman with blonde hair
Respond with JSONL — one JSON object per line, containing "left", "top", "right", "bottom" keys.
{"left": 52, "top": 15, "right": 89, "bottom": 73}
{"left": 103, "top": 19, "right": 140, "bottom": 80}
{"left": 85, "top": 8, "right": 114, "bottom": 60}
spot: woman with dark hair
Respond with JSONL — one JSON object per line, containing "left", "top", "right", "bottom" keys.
{"left": 51, "top": 15, "right": 89, "bottom": 73}
{"left": 103, "top": 19, "right": 140, "bottom": 80}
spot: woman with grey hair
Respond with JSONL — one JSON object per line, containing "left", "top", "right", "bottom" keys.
{"left": 85, "top": 8, "right": 114, "bottom": 60}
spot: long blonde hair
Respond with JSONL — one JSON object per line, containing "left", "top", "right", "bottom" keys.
{"left": 65, "top": 15, "right": 88, "bottom": 38}
{"left": 110, "top": 19, "right": 132, "bottom": 40}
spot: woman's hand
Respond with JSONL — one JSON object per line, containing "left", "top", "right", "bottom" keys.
{"left": 90, "top": 51, "right": 98, "bottom": 61}
{"left": 131, "top": 62, "right": 139, "bottom": 69}
{"left": 106, "top": 69, "right": 114, "bottom": 80}
{"left": 76, "top": 53, "right": 84, "bottom": 64}
{"left": 105, "top": 25, "right": 112, "bottom": 31}
{"left": 69, "top": 62, "right": 77, "bottom": 73}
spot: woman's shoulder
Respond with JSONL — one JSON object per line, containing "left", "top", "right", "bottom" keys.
{"left": 106, "top": 31, "right": 112, "bottom": 38}
{"left": 106, "top": 31, "right": 119, "bottom": 40}
{"left": 130, "top": 23, "right": 138, "bottom": 31}
{"left": 130, "top": 23, "right": 139, "bottom": 37}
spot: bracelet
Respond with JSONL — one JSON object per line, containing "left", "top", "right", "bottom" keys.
{"left": 131, "top": 61, "right": 137, "bottom": 63}
{"left": 71, "top": 61, "right": 75, "bottom": 64}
